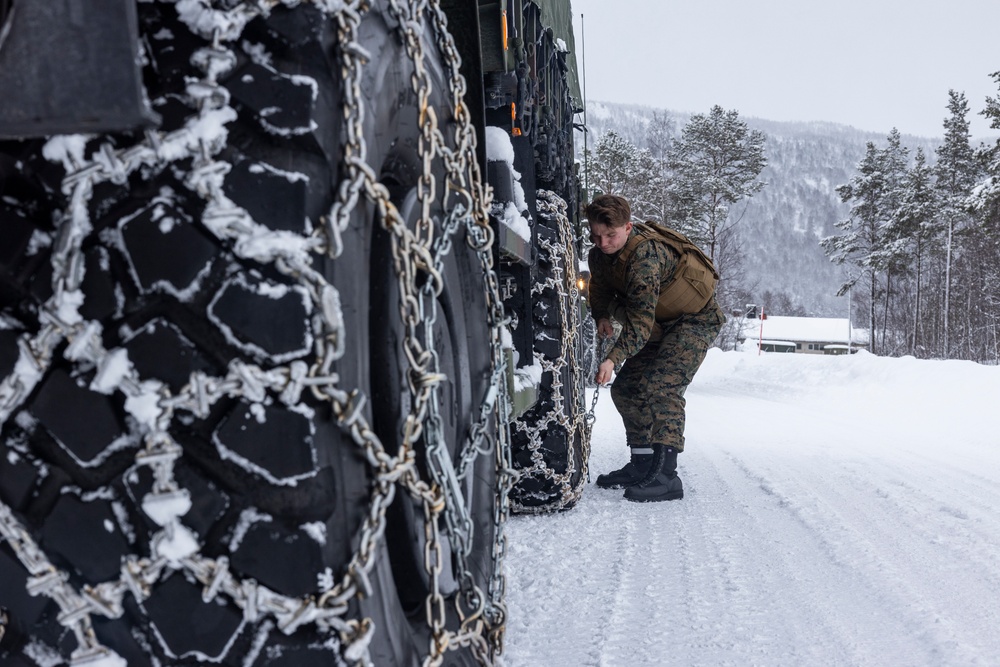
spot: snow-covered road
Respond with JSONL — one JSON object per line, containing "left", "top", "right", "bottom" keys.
{"left": 502, "top": 349, "right": 1000, "bottom": 666}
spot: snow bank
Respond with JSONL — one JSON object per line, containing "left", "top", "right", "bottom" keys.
{"left": 694, "top": 348, "right": 999, "bottom": 455}
{"left": 485, "top": 126, "right": 531, "bottom": 241}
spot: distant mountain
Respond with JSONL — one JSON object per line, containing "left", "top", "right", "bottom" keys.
{"left": 579, "top": 101, "right": 946, "bottom": 316}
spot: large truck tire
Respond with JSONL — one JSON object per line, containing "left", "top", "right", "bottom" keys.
{"left": 508, "top": 191, "right": 589, "bottom": 513}
{"left": 0, "top": 2, "right": 505, "bottom": 665}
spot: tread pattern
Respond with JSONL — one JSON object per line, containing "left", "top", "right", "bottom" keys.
{"left": 1, "top": 2, "right": 505, "bottom": 665}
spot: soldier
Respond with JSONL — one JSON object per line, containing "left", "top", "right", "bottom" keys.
{"left": 586, "top": 194, "right": 725, "bottom": 502}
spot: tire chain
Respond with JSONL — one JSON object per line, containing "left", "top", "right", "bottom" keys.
{"left": 509, "top": 190, "right": 591, "bottom": 514}
{"left": 584, "top": 336, "right": 609, "bottom": 428}
{"left": 0, "top": 1, "right": 512, "bottom": 665}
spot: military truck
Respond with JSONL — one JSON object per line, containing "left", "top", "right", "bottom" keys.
{"left": 0, "top": 1, "right": 589, "bottom": 665}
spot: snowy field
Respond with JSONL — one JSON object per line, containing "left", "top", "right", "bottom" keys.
{"left": 502, "top": 348, "right": 1000, "bottom": 667}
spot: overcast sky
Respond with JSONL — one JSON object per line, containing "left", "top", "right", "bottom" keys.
{"left": 570, "top": 0, "right": 1000, "bottom": 139}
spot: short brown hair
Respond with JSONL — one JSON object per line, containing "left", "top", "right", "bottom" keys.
{"left": 585, "top": 194, "right": 631, "bottom": 228}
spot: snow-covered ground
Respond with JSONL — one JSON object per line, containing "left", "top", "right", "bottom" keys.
{"left": 503, "top": 348, "right": 1000, "bottom": 666}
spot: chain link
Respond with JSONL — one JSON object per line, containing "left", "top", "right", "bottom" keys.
{"left": 0, "top": 0, "right": 511, "bottom": 665}
{"left": 584, "top": 336, "right": 609, "bottom": 427}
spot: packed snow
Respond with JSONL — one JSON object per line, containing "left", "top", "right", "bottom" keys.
{"left": 503, "top": 348, "right": 1000, "bottom": 666}
{"left": 485, "top": 126, "right": 532, "bottom": 241}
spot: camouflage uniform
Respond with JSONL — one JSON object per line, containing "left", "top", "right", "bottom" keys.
{"left": 589, "top": 232, "right": 725, "bottom": 452}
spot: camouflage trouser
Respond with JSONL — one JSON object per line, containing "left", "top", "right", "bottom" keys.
{"left": 610, "top": 299, "right": 724, "bottom": 452}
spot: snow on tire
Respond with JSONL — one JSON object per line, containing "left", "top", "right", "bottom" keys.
{"left": 0, "top": 2, "right": 505, "bottom": 666}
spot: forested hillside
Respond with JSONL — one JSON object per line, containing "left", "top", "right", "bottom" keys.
{"left": 581, "top": 102, "right": 943, "bottom": 316}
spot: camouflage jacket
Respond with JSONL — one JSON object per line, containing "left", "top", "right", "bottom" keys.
{"left": 588, "top": 233, "right": 679, "bottom": 368}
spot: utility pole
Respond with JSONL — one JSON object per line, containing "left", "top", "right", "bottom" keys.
{"left": 758, "top": 306, "right": 765, "bottom": 355}
{"left": 847, "top": 282, "right": 853, "bottom": 355}
{"left": 580, "top": 12, "right": 589, "bottom": 200}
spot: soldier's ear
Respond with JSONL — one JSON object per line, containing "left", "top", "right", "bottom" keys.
{"left": 624, "top": 221, "right": 633, "bottom": 234}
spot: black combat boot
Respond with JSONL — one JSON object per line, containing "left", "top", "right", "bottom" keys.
{"left": 623, "top": 444, "right": 683, "bottom": 502}
{"left": 596, "top": 446, "right": 654, "bottom": 489}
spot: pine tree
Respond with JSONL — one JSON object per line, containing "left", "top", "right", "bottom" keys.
{"left": 893, "top": 148, "right": 939, "bottom": 355}
{"left": 970, "top": 72, "right": 1000, "bottom": 218}
{"left": 823, "top": 141, "right": 882, "bottom": 351}
{"left": 589, "top": 130, "right": 639, "bottom": 198}
{"left": 873, "top": 129, "right": 911, "bottom": 352}
{"left": 666, "top": 106, "right": 766, "bottom": 253}
{"left": 665, "top": 105, "right": 767, "bottom": 307}
{"left": 822, "top": 131, "right": 909, "bottom": 354}
{"left": 966, "top": 73, "right": 1000, "bottom": 361}
{"left": 587, "top": 130, "right": 667, "bottom": 222}
{"left": 934, "top": 90, "right": 979, "bottom": 358}
{"left": 629, "top": 147, "right": 664, "bottom": 222}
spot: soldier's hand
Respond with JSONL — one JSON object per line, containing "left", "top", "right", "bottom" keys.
{"left": 597, "top": 318, "right": 614, "bottom": 339}
{"left": 595, "top": 359, "right": 615, "bottom": 385}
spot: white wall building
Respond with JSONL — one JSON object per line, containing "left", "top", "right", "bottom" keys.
{"left": 738, "top": 315, "right": 869, "bottom": 355}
